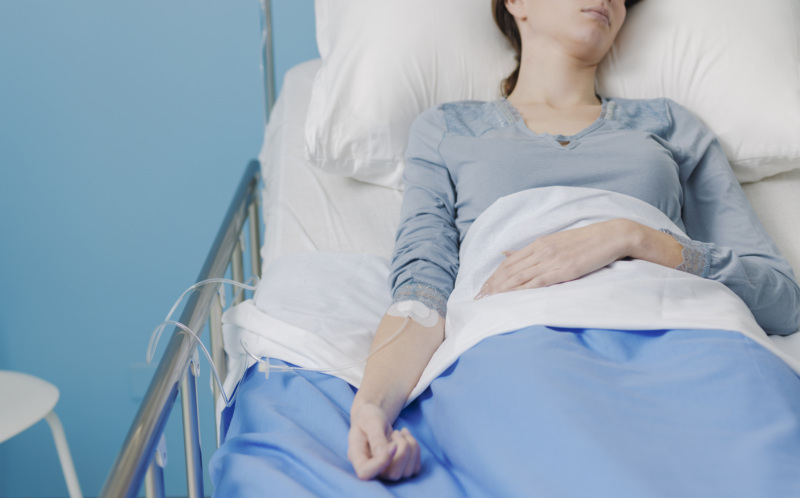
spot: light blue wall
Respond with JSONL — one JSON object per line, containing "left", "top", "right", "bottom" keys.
{"left": 0, "top": 1, "right": 317, "bottom": 496}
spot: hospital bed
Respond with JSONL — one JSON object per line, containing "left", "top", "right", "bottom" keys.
{"left": 101, "top": 0, "right": 800, "bottom": 496}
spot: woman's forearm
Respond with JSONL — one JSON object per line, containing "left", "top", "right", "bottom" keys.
{"left": 351, "top": 313, "right": 445, "bottom": 424}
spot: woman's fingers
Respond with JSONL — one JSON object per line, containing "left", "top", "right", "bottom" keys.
{"left": 358, "top": 442, "right": 397, "bottom": 480}
{"left": 505, "top": 270, "right": 563, "bottom": 292}
{"left": 401, "top": 428, "right": 421, "bottom": 477}
{"left": 378, "top": 428, "right": 422, "bottom": 481}
{"left": 348, "top": 428, "right": 391, "bottom": 480}
{"left": 348, "top": 432, "right": 393, "bottom": 480}
{"left": 478, "top": 253, "right": 543, "bottom": 297}
{"left": 382, "top": 431, "right": 410, "bottom": 481}
{"left": 349, "top": 429, "right": 396, "bottom": 481}
{"left": 348, "top": 404, "right": 397, "bottom": 480}
{"left": 476, "top": 222, "right": 628, "bottom": 299}
{"left": 494, "top": 255, "right": 545, "bottom": 292}
{"left": 395, "top": 429, "right": 416, "bottom": 479}
{"left": 347, "top": 404, "right": 423, "bottom": 482}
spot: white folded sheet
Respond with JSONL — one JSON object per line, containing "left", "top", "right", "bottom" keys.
{"left": 426, "top": 187, "right": 800, "bottom": 399}
{"left": 223, "top": 187, "right": 800, "bottom": 404}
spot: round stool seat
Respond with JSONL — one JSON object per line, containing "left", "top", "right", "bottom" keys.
{"left": 0, "top": 370, "right": 60, "bottom": 443}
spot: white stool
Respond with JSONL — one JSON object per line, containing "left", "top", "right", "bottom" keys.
{"left": 0, "top": 371, "right": 83, "bottom": 498}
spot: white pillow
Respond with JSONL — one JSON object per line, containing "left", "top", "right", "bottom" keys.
{"left": 596, "top": 0, "right": 800, "bottom": 183}
{"left": 305, "top": 0, "right": 516, "bottom": 190}
{"left": 306, "top": 0, "right": 800, "bottom": 189}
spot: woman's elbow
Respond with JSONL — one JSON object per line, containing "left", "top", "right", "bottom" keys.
{"left": 758, "top": 279, "right": 800, "bottom": 336}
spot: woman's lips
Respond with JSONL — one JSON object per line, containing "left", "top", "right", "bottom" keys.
{"left": 582, "top": 7, "right": 610, "bottom": 26}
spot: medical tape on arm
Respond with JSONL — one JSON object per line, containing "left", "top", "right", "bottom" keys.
{"left": 386, "top": 300, "right": 439, "bottom": 327}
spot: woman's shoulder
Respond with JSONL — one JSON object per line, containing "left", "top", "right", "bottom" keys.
{"left": 609, "top": 98, "right": 708, "bottom": 140}
{"left": 606, "top": 97, "right": 674, "bottom": 136}
{"left": 608, "top": 97, "right": 707, "bottom": 139}
{"left": 412, "top": 100, "right": 512, "bottom": 138}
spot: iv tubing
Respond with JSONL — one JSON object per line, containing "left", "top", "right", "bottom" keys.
{"left": 146, "top": 277, "right": 258, "bottom": 363}
{"left": 153, "top": 316, "right": 411, "bottom": 407}
{"left": 146, "top": 277, "right": 416, "bottom": 406}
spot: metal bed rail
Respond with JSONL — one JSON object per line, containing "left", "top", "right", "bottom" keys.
{"left": 99, "top": 160, "right": 262, "bottom": 498}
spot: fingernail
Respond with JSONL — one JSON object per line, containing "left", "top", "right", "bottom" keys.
{"left": 502, "top": 251, "right": 513, "bottom": 257}
{"left": 474, "top": 291, "right": 493, "bottom": 300}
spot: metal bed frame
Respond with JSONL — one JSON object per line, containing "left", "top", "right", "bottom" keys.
{"left": 100, "top": 1, "right": 276, "bottom": 496}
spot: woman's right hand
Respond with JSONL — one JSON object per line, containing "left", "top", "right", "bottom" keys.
{"left": 348, "top": 402, "right": 421, "bottom": 481}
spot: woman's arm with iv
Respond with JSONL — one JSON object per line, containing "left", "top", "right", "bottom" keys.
{"left": 348, "top": 107, "right": 456, "bottom": 480}
{"left": 348, "top": 313, "right": 444, "bottom": 481}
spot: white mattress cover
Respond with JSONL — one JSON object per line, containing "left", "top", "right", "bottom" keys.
{"left": 741, "top": 168, "right": 800, "bottom": 279}
{"left": 258, "top": 59, "right": 402, "bottom": 267}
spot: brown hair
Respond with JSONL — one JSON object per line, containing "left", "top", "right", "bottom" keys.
{"left": 491, "top": 0, "right": 644, "bottom": 97}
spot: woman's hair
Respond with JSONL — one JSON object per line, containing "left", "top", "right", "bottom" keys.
{"left": 492, "top": 0, "right": 643, "bottom": 96}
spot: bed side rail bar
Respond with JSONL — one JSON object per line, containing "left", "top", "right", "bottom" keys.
{"left": 260, "top": 0, "right": 276, "bottom": 122}
{"left": 100, "top": 160, "right": 262, "bottom": 498}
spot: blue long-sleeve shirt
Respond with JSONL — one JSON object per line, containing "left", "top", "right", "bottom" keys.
{"left": 389, "top": 97, "right": 800, "bottom": 335}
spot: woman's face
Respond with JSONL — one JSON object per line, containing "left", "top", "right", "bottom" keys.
{"left": 505, "top": 0, "right": 627, "bottom": 64}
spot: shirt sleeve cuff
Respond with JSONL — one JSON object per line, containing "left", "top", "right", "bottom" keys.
{"left": 659, "top": 228, "right": 711, "bottom": 278}
{"left": 392, "top": 281, "right": 449, "bottom": 318}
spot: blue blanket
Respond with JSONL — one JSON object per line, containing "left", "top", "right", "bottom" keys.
{"left": 210, "top": 327, "right": 800, "bottom": 497}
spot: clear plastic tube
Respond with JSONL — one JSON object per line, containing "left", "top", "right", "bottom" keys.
{"left": 146, "top": 277, "right": 258, "bottom": 363}
{"left": 158, "top": 319, "right": 243, "bottom": 406}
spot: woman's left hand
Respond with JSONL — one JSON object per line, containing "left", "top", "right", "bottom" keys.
{"left": 476, "top": 219, "right": 649, "bottom": 298}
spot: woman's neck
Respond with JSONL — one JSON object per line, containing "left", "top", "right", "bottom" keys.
{"left": 508, "top": 44, "right": 601, "bottom": 108}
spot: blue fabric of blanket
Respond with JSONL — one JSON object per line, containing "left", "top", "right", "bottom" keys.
{"left": 210, "top": 326, "right": 800, "bottom": 497}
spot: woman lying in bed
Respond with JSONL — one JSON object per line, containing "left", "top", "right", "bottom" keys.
{"left": 348, "top": 0, "right": 800, "bottom": 482}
